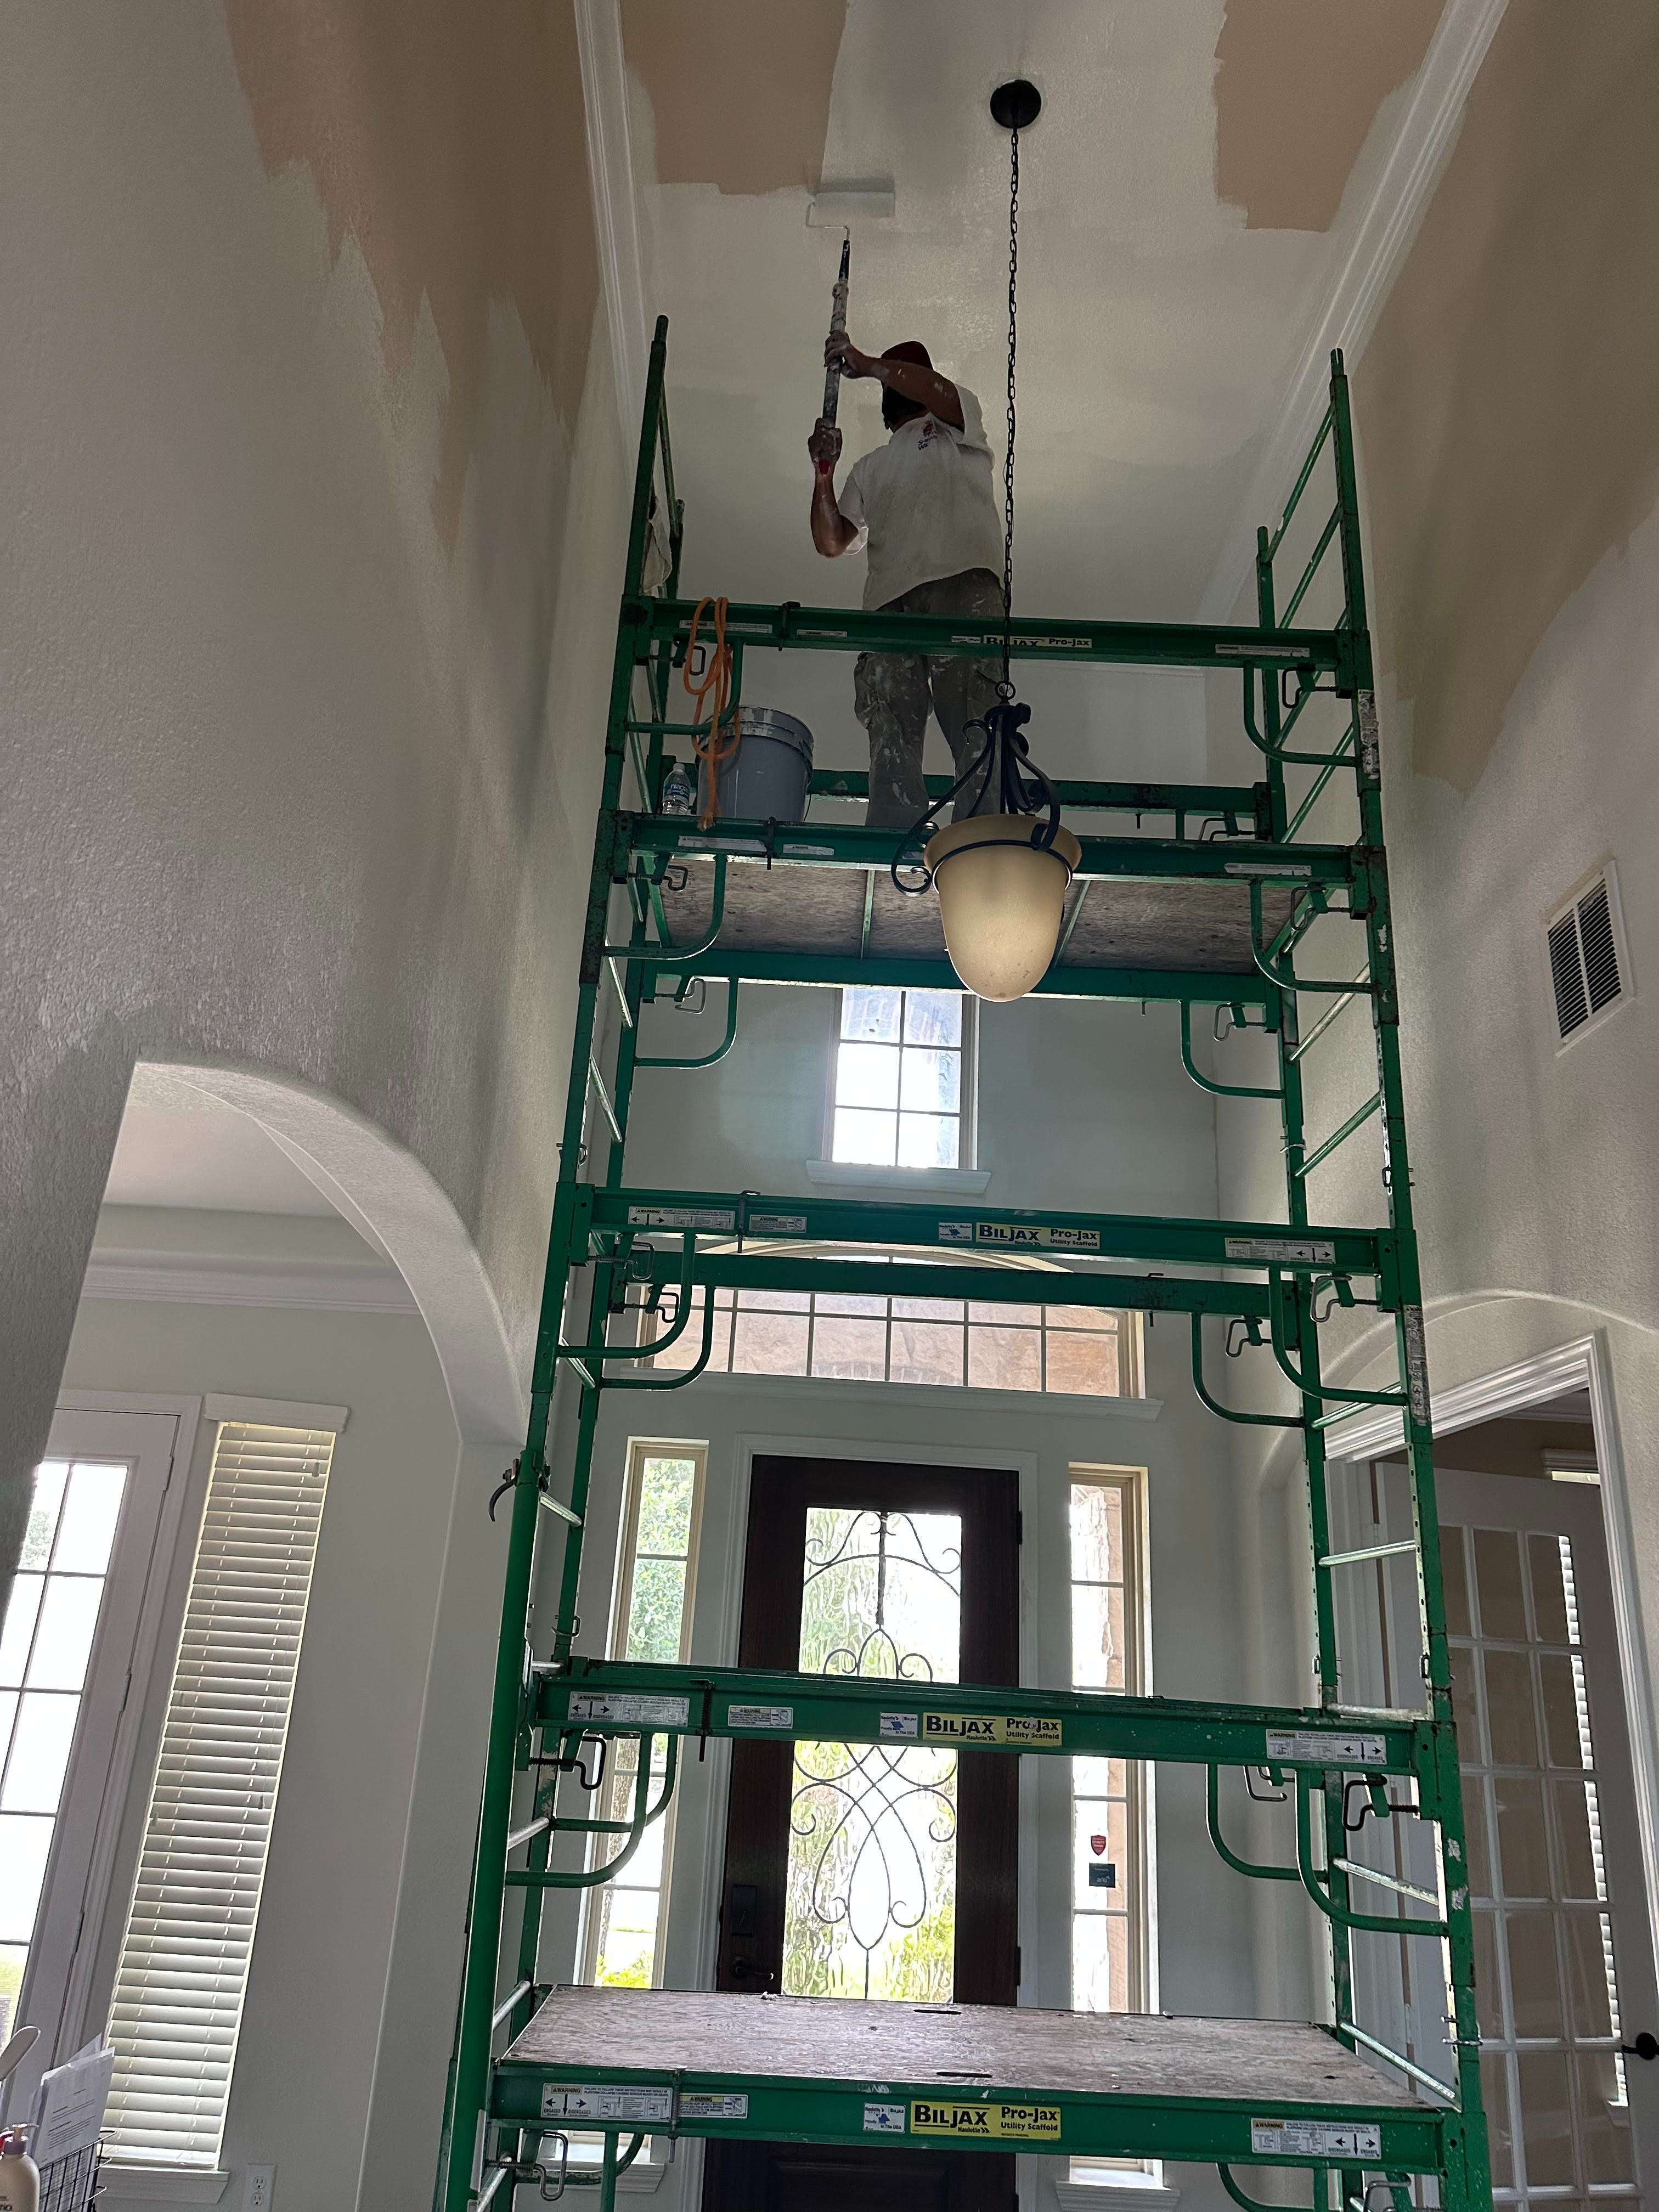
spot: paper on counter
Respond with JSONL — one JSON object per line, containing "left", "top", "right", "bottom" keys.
{"left": 31, "top": 2037, "right": 114, "bottom": 2166}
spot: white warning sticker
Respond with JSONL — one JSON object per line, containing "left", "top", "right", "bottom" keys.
{"left": 1250, "top": 2119, "right": 1381, "bottom": 2159}
{"left": 677, "top": 834, "right": 768, "bottom": 855}
{"left": 1357, "top": 692, "right": 1381, "bottom": 780}
{"left": 1224, "top": 860, "right": 1314, "bottom": 878}
{"left": 543, "top": 2085, "right": 675, "bottom": 2123}
{"left": 879, "top": 1712, "right": 920, "bottom": 1740}
{"left": 1402, "top": 1305, "right": 1430, "bottom": 1424}
{"left": 864, "top": 2103, "right": 907, "bottom": 2134}
{"left": 726, "top": 1704, "right": 794, "bottom": 1730}
{"left": 748, "top": 1214, "right": 808, "bottom": 1235}
{"left": 777, "top": 843, "right": 837, "bottom": 859}
{"left": 1224, "top": 1237, "right": 1336, "bottom": 1265}
{"left": 627, "top": 1205, "right": 737, "bottom": 1233}
{"left": 568, "top": 1692, "right": 690, "bottom": 1726}
{"left": 938, "top": 1221, "right": 974, "bottom": 1244}
{"left": 1265, "top": 1730, "right": 1387, "bottom": 1767}
{"left": 683, "top": 2092, "right": 749, "bottom": 2120}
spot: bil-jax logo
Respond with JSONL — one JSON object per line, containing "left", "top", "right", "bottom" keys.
{"left": 910, "top": 2101, "right": 1062, "bottom": 2142}
{"left": 922, "top": 1712, "right": 1064, "bottom": 1748}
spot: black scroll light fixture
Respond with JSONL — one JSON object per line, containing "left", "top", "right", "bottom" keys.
{"left": 891, "top": 77, "right": 1080, "bottom": 1003}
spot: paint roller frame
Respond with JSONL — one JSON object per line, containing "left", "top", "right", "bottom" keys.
{"left": 805, "top": 180, "right": 895, "bottom": 229}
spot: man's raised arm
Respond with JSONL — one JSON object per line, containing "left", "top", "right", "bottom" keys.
{"left": 827, "top": 332, "right": 964, "bottom": 431}
{"left": 808, "top": 417, "right": 859, "bottom": 557}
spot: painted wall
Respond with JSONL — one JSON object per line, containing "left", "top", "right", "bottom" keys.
{"left": 0, "top": 1, "right": 630, "bottom": 1587}
{"left": 623, "top": 978, "right": 1220, "bottom": 1216}
{"left": 1204, "top": 0, "right": 1659, "bottom": 2019}
{"left": 55, "top": 1242, "right": 489, "bottom": 2212}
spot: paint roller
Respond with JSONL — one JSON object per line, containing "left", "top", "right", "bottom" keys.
{"left": 808, "top": 182, "right": 894, "bottom": 433}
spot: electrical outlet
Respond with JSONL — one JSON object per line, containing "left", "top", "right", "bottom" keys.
{"left": 242, "top": 2166, "right": 275, "bottom": 2211}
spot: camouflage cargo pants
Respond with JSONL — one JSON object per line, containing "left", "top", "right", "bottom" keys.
{"left": 854, "top": 566, "right": 1005, "bottom": 829}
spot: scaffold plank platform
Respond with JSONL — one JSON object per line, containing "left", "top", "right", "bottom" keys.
{"left": 494, "top": 1987, "right": 1439, "bottom": 2168}
{"left": 654, "top": 853, "right": 1297, "bottom": 975}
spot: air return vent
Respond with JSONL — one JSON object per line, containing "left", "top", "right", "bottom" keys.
{"left": 1547, "top": 863, "right": 1631, "bottom": 1047}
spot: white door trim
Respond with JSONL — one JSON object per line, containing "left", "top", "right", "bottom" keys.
{"left": 1327, "top": 1332, "right": 1659, "bottom": 1995}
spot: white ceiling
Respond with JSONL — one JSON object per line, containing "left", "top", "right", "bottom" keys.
{"left": 623, "top": 0, "right": 1448, "bottom": 625}
{"left": 104, "top": 1066, "right": 338, "bottom": 1217}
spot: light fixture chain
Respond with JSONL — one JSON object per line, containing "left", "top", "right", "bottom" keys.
{"left": 1000, "top": 123, "right": 1019, "bottom": 699}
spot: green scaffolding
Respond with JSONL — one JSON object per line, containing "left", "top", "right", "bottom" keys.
{"left": 433, "top": 317, "right": 1492, "bottom": 2212}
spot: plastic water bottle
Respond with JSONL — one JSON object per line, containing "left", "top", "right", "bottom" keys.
{"left": 660, "top": 762, "right": 695, "bottom": 816}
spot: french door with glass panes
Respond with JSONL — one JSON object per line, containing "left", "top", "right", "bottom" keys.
{"left": 1330, "top": 1456, "right": 1659, "bottom": 2212}
{"left": 0, "top": 1409, "right": 178, "bottom": 2118}
{"left": 704, "top": 1455, "right": 1020, "bottom": 2212}
{"left": 1440, "top": 1468, "right": 1659, "bottom": 2209}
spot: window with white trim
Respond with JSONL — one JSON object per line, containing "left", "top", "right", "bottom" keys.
{"left": 103, "top": 1420, "right": 334, "bottom": 2168}
{"left": 647, "top": 1285, "right": 1141, "bottom": 1398}
{"left": 580, "top": 1443, "right": 705, "bottom": 1990}
{"left": 1, "top": 1456, "right": 131, "bottom": 2039}
{"left": 831, "top": 988, "right": 974, "bottom": 1168}
{"left": 1068, "top": 1469, "right": 1153, "bottom": 2187}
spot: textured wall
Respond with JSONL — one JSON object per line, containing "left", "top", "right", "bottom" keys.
{"left": 1204, "top": 0, "right": 1659, "bottom": 2016}
{"left": 0, "top": 3, "right": 630, "bottom": 1588}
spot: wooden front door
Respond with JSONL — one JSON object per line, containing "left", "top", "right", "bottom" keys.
{"left": 702, "top": 1455, "right": 1020, "bottom": 2212}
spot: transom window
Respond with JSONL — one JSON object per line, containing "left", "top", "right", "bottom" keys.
{"left": 648, "top": 1286, "right": 1139, "bottom": 1398}
{"left": 832, "top": 988, "right": 970, "bottom": 1169}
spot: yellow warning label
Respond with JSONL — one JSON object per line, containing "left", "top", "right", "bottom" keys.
{"left": 922, "top": 1712, "right": 1063, "bottom": 1749}
{"left": 910, "top": 2100, "right": 1062, "bottom": 2142}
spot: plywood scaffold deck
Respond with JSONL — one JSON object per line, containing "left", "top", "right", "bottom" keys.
{"left": 493, "top": 1985, "right": 1443, "bottom": 2170}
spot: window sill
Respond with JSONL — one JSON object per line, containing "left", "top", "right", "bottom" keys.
{"left": 806, "top": 1159, "right": 992, "bottom": 1194}
{"left": 652, "top": 1369, "right": 1163, "bottom": 1421}
{"left": 99, "top": 2164, "right": 230, "bottom": 2203}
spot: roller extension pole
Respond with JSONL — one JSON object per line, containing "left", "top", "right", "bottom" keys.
{"left": 821, "top": 233, "right": 850, "bottom": 426}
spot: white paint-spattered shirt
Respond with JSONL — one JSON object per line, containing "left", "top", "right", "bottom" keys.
{"left": 837, "top": 383, "right": 1005, "bottom": 611}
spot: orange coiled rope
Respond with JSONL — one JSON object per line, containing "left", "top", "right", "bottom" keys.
{"left": 684, "top": 595, "right": 742, "bottom": 827}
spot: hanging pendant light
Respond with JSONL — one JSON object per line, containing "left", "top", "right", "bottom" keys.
{"left": 923, "top": 699, "right": 1080, "bottom": 1002}
{"left": 892, "top": 80, "right": 1077, "bottom": 1003}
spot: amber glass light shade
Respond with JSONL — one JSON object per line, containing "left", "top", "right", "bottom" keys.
{"left": 924, "top": 814, "right": 1082, "bottom": 1002}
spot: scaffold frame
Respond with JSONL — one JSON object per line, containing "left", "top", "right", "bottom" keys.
{"left": 433, "top": 318, "right": 1491, "bottom": 2212}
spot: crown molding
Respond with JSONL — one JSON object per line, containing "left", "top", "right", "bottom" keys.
{"left": 575, "top": 0, "right": 649, "bottom": 433}
{"left": 1199, "top": 0, "right": 1509, "bottom": 621}
{"left": 81, "top": 1245, "right": 418, "bottom": 1316}
{"left": 1323, "top": 1331, "right": 1600, "bottom": 1463}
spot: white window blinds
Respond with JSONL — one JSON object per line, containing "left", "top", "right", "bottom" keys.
{"left": 103, "top": 1421, "right": 334, "bottom": 2165}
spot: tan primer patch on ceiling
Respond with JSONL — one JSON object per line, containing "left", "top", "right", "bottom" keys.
{"left": 225, "top": 0, "right": 599, "bottom": 548}
{"left": 621, "top": 0, "right": 847, "bottom": 195}
{"left": 1215, "top": 0, "right": 1443, "bottom": 231}
{"left": 1356, "top": 0, "right": 1659, "bottom": 790}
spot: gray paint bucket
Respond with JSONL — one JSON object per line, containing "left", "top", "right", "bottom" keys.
{"left": 696, "top": 707, "right": 814, "bottom": 824}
